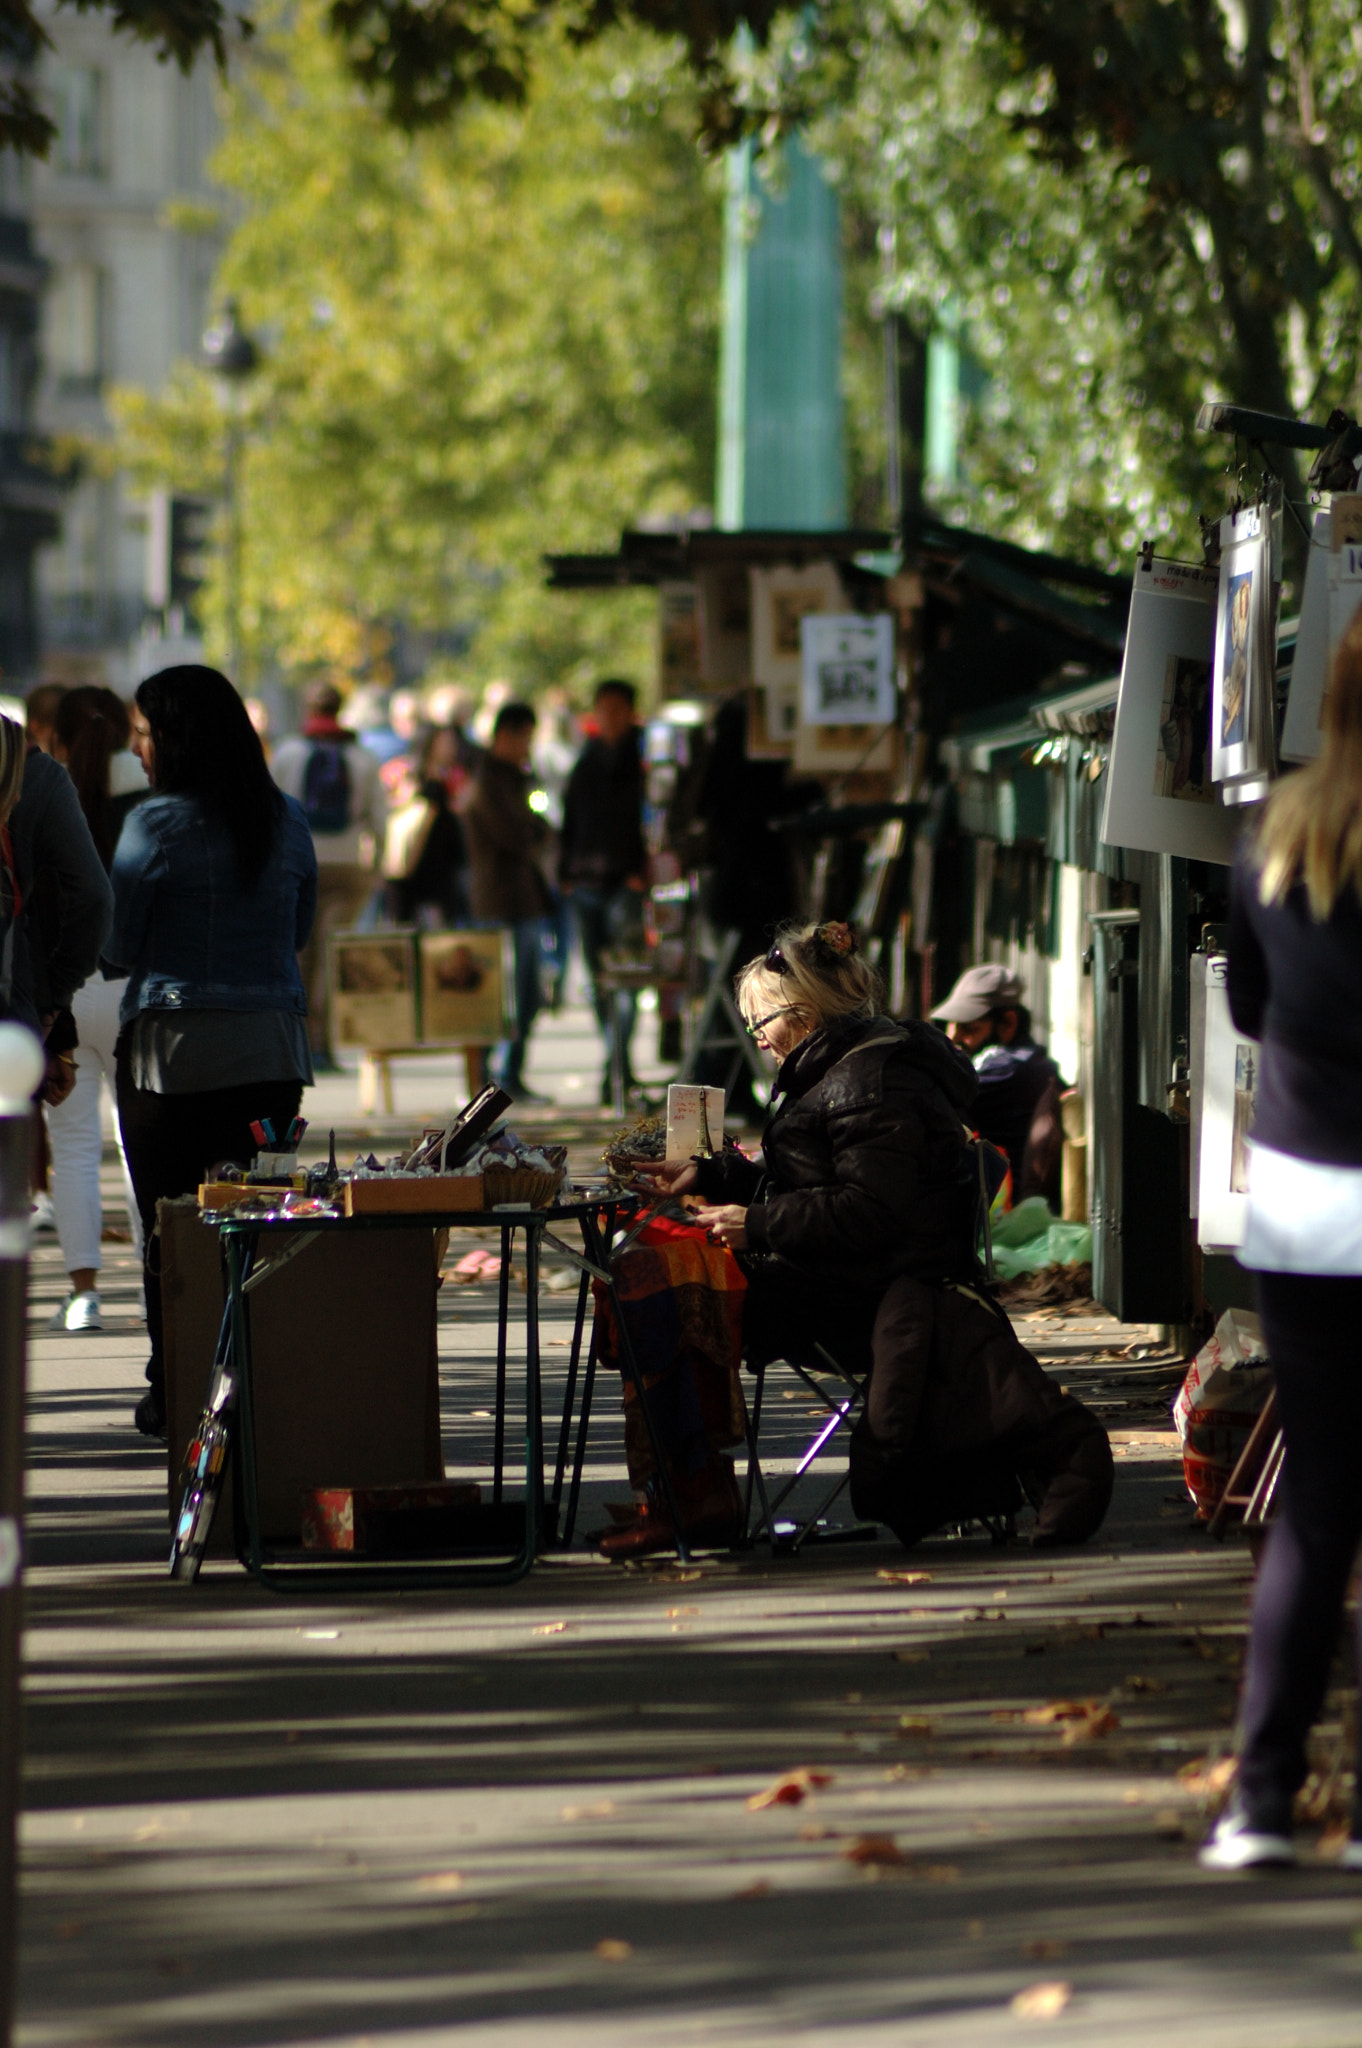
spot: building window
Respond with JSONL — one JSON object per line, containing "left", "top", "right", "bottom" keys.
{"left": 50, "top": 66, "right": 103, "bottom": 177}
{"left": 45, "top": 263, "right": 103, "bottom": 390}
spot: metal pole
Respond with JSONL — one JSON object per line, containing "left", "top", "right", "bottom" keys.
{"left": 0, "top": 1025, "right": 43, "bottom": 2048}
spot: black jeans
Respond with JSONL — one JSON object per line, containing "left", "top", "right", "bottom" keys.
{"left": 115, "top": 1044, "right": 302, "bottom": 1399}
{"left": 1238, "top": 1271, "right": 1362, "bottom": 1824}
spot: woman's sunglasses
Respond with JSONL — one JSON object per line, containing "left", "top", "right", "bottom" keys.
{"left": 745, "top": 1004, "right": 797, "bottom": 1040}
{"left": 764, "top": 944, "right": 789, "bottom": 975}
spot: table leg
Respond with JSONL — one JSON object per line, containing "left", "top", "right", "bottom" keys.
{"left": 227, "top": 1231, "right": 265, "bottom": 1581}
{"left": 561, "top": 1315, "right": 600, "bottom": 1549}
{"left": 550, "top": 1265, "right": 591, "bottom": 1516}
{"left": 524, "top": 1223, "right": 544, "bottom": 1546}
{"left": 493, "top": 1222, "right": 511, "bottom": 1504}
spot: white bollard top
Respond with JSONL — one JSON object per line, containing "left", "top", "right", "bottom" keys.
{"left": 0, "top": 1022, "right": 44, "bottom": 1113}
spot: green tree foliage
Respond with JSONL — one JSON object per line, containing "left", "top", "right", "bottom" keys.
{"left": 743, "top": 0, "right": 1362, "bottom": 577}
{"left": 111, "top": 3, "right": 720, "bottom": 691}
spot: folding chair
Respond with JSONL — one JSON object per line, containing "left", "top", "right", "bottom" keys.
{"left": 740, "top": 1127, "right": 1013, "bottom": 1554}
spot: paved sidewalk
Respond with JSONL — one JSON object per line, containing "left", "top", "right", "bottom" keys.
{"left": 15, "top": 1012, "right": 1362, "bottom": 2046}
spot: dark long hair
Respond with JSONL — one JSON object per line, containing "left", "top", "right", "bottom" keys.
{"left": 136, "top": 665, "right": 283, "bottom": 887}
{"left": 53, "top": 685, "right": 130, "bottom": 866}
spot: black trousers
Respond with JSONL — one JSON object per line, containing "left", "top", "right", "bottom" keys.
{"left": 1237, "top": 1271, "right": 1362, "bottom": 1825}
{"left": 115, "top": 1044, "right": 302, "bottom": 1398}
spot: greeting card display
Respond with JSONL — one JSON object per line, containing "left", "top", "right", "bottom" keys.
{"left": 1100, "top": 555, "right": 1239, "bottom": 863}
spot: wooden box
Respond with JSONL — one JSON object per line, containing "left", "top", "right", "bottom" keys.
{"left": 344, "top": 1174, "right": 484, "bottom": 1216}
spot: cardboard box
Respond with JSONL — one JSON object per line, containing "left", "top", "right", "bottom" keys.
{"left": 344, "top": 1174, "right": 484, "bottom": 1215}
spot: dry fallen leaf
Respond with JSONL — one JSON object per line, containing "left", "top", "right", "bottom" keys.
{"left": 561, "top": 1801, "right": 616, "bottom": 1821}
{"left": 1011, "top": 1980, "right": 1073, "bottom": 2021}
{"left": 842, "top": 1834, "right": 910, "bottom": 1867}
{"left": 898, "top": 1716, "right": 937, "bottom": 1739}
{"left": 733, "top": 1880, "right": 774, "bottom": 1898}
{"left": 1318, "top": 1824, "right": 1352, "bottom": 1858}
{"left": 1022, "top": 1939, "right": 1069, "bottom": 1961}
{"left": 877, "top": 1569, "right": 934, "bottom": 1585}
{"left": 1177, "top": 1755, "right": 1237, "bottom": 1799}
{"left": 1062, "top": 1706, "right": 1120, "bottom": 1744}
{"left": 746, "top": 1768, "right": 834, "bottom": 1810}
{"left": 666, "top": 1606, "right": 699, "bottom": 1618}
{"left": 1023, "top": 1698, "right": 1120, "bottom": 1742}
{"left": 594, "top": 1939, "right": 632, "bottom": 1962}
{"left": 417, "top": 1871, "right": 463, "bottom": 1893}
{"left": 533, "top": 1622, "right": 568, "bottom": 1636}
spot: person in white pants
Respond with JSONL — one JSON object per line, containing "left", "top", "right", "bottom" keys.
{"left": 45, "top": 971, "right": 140, "bottom": 1330}
{"left": 41, "top": 693, "right": 148, "bottom": 1333}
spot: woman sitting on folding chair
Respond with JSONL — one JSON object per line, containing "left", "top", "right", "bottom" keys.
{"left": 650, "top": 919, "right": 1112, "bottom": 1552}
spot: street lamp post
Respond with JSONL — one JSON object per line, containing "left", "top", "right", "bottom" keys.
{"left": 0, "top": 1024, "right": 47, "bottom": 2048}
{"left": 201, "top": 300, "right": 260, "bottom": 689}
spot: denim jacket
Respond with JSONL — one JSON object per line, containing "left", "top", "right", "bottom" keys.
{"left": 106, "top": 792, "right": 317, "bottom": 1025}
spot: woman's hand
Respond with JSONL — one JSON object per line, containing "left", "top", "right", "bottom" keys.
{"left": 692, "top": 1201, "right": 748, "bottom": 1250}
{"left": 633, "top": 1158, "right": 699, "bottom": 1198}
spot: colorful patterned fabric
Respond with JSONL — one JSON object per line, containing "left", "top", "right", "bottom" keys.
{"left": 593, "top": 1221, "right": 747, "bottom": 1488}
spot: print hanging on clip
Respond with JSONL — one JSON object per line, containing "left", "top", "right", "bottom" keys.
{"left": 1211, "top": 506, "right": 1277, "bottom": 801}
{"left": 1100, "top": 553, "right": 1238, "bottom": 863}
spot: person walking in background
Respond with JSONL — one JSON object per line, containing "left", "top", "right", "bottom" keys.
{"left": 43, "top": 688, "right": 148, "bottom": 1333}
{"left": 1199, "top": 617, "right": 1362, "bottom": 1873}
{"left": 107, "top": 666, "right": 316, "bottom": 1439}
{"left": 382, "top": 723, "right": 470, "bottom": 928}
{"left": 24, "top": 682, "right": 67, "bottom": 756}
{"left": 270, "top": 680, "right": 385, "bottom": 1072}
{"left": 559, "top": 678, "right": 647, "bottom": 1105}
{"left": 464, "top": 701, "right": 550, "bottom": 1105}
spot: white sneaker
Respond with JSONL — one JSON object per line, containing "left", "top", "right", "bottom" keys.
{"left": 1341, "top": 1840, "right": 1362, "bottom": 1872}
{"left": 30, "top": 1193, "right": 56, "bottom": 1232}
{"left": 48, "top": 1290, "right": 102, "bottom": 1333}
{"left": 1198, "top": 1797, "right": 1296, "bottom": 1871}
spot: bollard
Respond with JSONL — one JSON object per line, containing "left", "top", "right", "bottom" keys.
{"left": 0, "top": 1024, "right": 44, "bottom": 2048}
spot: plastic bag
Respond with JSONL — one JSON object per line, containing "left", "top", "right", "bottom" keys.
{"left": 1173, "top": 1308, "right": 1273, "bottom": 1519}
{"left": 989, "top": 1196, "right": 1094, "bottom": 1279}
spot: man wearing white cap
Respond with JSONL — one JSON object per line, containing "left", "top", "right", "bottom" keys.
{"left": 930, "top": 964, "right": 1065, "bottom": 1201}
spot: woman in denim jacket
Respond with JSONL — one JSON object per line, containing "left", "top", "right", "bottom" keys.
{"left": 106, "top": 665, "right": 317, "bottom": 1438}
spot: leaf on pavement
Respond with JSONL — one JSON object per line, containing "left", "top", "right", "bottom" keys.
{"left": 1022, "top": 1939, "right": 1069, "bottom": 1961}
{"left": 746, "top": 1768, "right": 833, "bottom": 1810}
{"left": 877, "top": 1569, "right": 933, "bottom": 1585}
{"left": 841, "top": 1834, "right": 909, "bottom": 1867}
{"left": 533, "top": 1622, "right": 568, "bottom": 1635}
{"left": 1011, "top": 1980, "right": 1073, "bottom": 2020}
{"left": 594, "top": 1939, "right": 632, "bottom": 1961}
{"left": 417, "top": 1871, "right": 463, "bottom": 1892}
{"left": 733, "top": 1880, "right": 774, "bottom": 1898}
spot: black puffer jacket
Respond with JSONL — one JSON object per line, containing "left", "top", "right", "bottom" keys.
{"left": 696, "top": 1014, "right": 981, "bottom": 1295}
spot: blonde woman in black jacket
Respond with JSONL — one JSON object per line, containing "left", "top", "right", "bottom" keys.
{"left": 1201, "top": 619, "right": 1362, "bottom": 1874}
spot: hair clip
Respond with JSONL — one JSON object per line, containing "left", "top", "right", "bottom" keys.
{"left": 811, "top": 921, "right": 857, "bottom": 962}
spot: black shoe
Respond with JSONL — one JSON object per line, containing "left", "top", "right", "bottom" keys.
{"left": 134, "top": 1389, "right": 167, "bottom": 1440}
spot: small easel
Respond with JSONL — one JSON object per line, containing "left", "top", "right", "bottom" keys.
{"left": 1208, "top": 1389, "right": 1285, "bottom": 1539}
{"left": 357, "top": 1045, "right": 486, "bottom": 1116}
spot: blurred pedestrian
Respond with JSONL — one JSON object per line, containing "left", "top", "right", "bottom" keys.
{"left": 1200, "top": 617, "right": 1362, "bottom": 1872}
{"left": 271, "top": 680, "right": 386, "bottom": 1071}
{"left": 106, "top": 666, "right": 317, "bottom": 1438}
{"left": 24, "top": 682, "right": 67, "bottom": 756}
{"left": 382, "top": 725, "right": 470, "bottom": 928}
{"left": 43, "top": 688, "right": 148, "bottom": 1332}
{"left": 464, "top": 701, "right": 550, "bottom": 1104}
{"left": 559, "top": 678, "right": 647, "bottom": 1104}
{"left": 532, "top": 687, "right": 579, "bottom": 1011}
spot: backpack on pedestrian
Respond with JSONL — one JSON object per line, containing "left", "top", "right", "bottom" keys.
{"left": 302, "top": 740, "right": 353, "bottom": 836}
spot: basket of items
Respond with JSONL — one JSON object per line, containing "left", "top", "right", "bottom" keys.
{"left": 474, "top": 1131, "right": 569, "bottom": 1209}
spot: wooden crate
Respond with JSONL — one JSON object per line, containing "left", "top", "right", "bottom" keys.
{"left": 344, "top": 1174, "right": 484, "bottom": 1216}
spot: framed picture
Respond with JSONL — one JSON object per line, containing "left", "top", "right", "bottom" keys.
{"left": 750, "top": 561, "right": 846, "bottom": 745}
{"left": 1211, "top": 506, "right": 1277, "bottom": 794}
{"left": 799, "top": 613, "right": 896, "bottom": 725}
{"left": 330, "top": 930, "right": 418, "bottom": 1050}
{"left": 419, "top": 929, "right": 516, "bottom": 1045}
{"left": 1102, "top": 554, "right": 1238, "bottom": 863}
